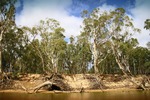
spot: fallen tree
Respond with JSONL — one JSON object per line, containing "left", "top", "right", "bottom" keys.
{"left": 26, "top": 74, "right": 72, "bottom": 93}
{"left": 31, "top": 81, "right": 56, "bottom": 93}
{"left": 127, "top": 75, "right": 150, "bottom": 90}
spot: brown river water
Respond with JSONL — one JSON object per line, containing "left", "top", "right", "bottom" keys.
{"left": 0, "top": 90, "right": 150, "bottom": 100}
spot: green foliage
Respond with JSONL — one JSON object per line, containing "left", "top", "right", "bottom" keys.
{"left": 2, "top": 28, "right": 25, "bottom": 72}
{"left": 20, "top": 39, "right": 42, "bottom": 73}
{"left": 23, "top": 18, "right": 66, "bottom": 74}
{"left": 0, "top": 4, "right": 149, "bottom": 75}
{"left": 81, "top": 7, "right": 140, "bottom": 74}
{"left": 0, "top": 0, "right": 18, "bottom": 73}
{"left": 144, "top": 19, "right": 150, "bottom": 30}
{"left": 129, "top": 47, "right": 150, "bottom": 75}
{"left": 144, "top": 19, "right": 150, "bottom": 49}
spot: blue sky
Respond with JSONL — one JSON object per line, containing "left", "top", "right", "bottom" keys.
{"left": 16, "top": 0, "right": 136, "bottom": 17}
{"left": 15, "top": 0, "right": 150, "bottom": 47}
{"left": 68, "top": 0, "right": 135, "bottom": 16}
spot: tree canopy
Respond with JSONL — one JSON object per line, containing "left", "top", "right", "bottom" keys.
{"left": 0, "top": 1, "right": 149, "bottom": 76}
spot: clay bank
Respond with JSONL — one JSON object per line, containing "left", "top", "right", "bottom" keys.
{"left": 0, "top": 74, "right": 150, "bottom": 93}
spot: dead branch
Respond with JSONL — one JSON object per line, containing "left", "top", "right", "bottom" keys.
{"left": 129, "top": 76, "right": 146, "bottom": 90}
{"left": 31, "top": 81, "right": 56, "bottom": 93}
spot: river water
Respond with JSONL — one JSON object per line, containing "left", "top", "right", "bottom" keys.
{"left": 0, "top": 90, "right": 150, "bottom": 100}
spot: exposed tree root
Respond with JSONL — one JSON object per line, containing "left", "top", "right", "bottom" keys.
{"left": 128, "top": 75, "right": 150, "bottom": 90}
{"left": 1, "top": 73, "right": 150, "bottom": 93}
{"left": 31, "top": 81, "right": 56, "bottom": 93}
{"left": 27, "top": 74, "right": 68, "bottom": 93}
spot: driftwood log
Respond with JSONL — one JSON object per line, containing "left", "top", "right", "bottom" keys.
{"left": 31, "top": 81, "right": 56, "bottom": 93}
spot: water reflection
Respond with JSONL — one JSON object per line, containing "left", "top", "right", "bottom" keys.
{"left": 0, "top": 90, "right": 150, "bottom": 100}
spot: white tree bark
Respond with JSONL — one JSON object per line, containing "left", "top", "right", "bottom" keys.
{"left": 93, "top": 40, "right": 99, "bottom": 73}
{"left": 51, "top": 55, "right": 58, "bottom": 74}
{"left": 111, "top": 40, "right": 131, "bottom": 75}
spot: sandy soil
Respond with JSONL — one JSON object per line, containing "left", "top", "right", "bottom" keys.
{"left": 0, "top": 74, "right": 150, "bottom": 93}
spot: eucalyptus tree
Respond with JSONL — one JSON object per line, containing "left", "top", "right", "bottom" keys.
{"left": 63, "top": 34, "right": 92, "bottom": 74}
{"left": 47, "top": 24, "right": 66, "bottom": 73}
{"left": 2, "top": 27, "right": 25, "bottom": 73}
{"left": 20, "top": 39, "right": 42, "bottom": 73}
{"left": 106, "top": 8, "right": 140, "bottom": 75}
{"left": 144, "top": 19, "right": 150, "bottom": 49}
{"left": 81, "top": 9, "right": 112, "bottom": 73}
{"left": 103, "top": 8, "right": 140, "bottom": 75}
{"left": 76, "top": 33, "right": 92, "bottom": 73}
{"left": 64, "top": 36, "right": 78, "bottom": 74}
{"left": 129, "top": 47, "right": 150, "bottom": 75}
{"left": 0, "top": 0, "right": 17, "bottom": 73}
{"left": 22, "top": 26, "right": 46, "bottom": 73}
{"left": 23, "top": 18, "right": 66, "bottom": 74}
{"left": 82, "top": 8, "right": 140, "bottom": 75}
{"left": 64, "top": 35, "right": 91, "bottom": 74}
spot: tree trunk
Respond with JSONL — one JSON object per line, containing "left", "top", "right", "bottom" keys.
{"left": 0, "top": 48, "right": 2, "bottom": 73}
{"left": 93, "top": 41, "right": 99, "bottom": 73}
{"left": 115, "top": 56, "right": 128, "bottom": 75}
{"left": 34, "top": 45, "right": 45, "bottom": 73}
{"left": 51, "top": 57, "right": 58, "bottom": 74}
{"left": 110, "top": 41, "right": 129, "bottom": 75}
{"left": 0, "top": 34, "right": 2, "bottom": 73}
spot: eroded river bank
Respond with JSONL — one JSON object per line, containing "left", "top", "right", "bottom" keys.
{"left": 0, "top": 74, "right": 150, "bottom": 93}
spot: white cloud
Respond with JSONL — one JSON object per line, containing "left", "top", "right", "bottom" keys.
{"left": 16, "top": 0, "right": 150, "bottom": 47}
{"left": 98, "top": 3, "right": 116, "bottom": 12}
{"left": 131, "top": 0, "right": 150, "bottom": 47}
{"left": 16, "top": 0, "right": 82, "bottom": 38}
